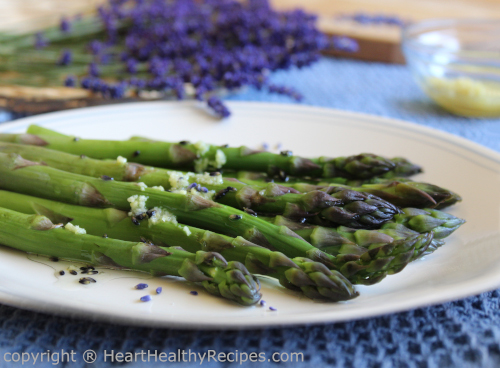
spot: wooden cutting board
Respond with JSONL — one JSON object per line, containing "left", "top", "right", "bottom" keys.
{"left": 1, "top": 0, "right": 499, "bottom": 63}
{"left": 272, "top": 0, "right": 500, "bottom": 63}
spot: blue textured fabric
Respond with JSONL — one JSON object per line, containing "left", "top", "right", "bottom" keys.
{"left": 0, "top": 57, "right": 499, "bottom": 368}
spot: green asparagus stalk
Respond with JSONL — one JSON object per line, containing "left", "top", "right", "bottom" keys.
{"left": 0, "top": 190, "right": 357, "bottom": 301}
{"left": 0, "top": 151, "right": 337, "bottom": 261}
{"left": 235, "top": 172, "right": 462, "bottom": 210}
{"left": 264, "top": 215, "right": 442, "bottom": 258}
{"left": 0, "top": 206, "right": 262, "bottom": 306}
{"left": 0, "top": 152, "right": 430, "bottom": 285}
{"left": 0, "top": 141, "right": 400, "bottom": 228}
{"left": 2, "top": 125, "right": 422, "bottom": 180}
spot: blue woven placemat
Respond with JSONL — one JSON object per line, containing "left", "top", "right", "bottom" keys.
{"left": 1, "top": 57, "right": 500, "bottom": 368}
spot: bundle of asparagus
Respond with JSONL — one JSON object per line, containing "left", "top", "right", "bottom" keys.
{"left": 0, "top": 125, "right": 465, "bottom": 306}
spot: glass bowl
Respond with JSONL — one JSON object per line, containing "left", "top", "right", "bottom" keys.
{"left": 402, "top": 19, "right": 500, "bottom": 117}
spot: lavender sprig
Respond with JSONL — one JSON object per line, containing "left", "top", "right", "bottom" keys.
{"left": 47, "top": 0, "right": 330, "bottom": 117}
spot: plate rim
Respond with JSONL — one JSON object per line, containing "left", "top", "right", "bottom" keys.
{"left": 0, "top": 100, "right": 499, "bottom": 330}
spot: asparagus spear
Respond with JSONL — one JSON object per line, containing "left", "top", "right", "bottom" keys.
{"left": 0, "top": 206, "right": 261, "bottom": 306}
{"left": 0, "top": 190, "right": 358, "bottom": 301}
{"left": 270, "top": 214, "right": 444, "bottom": 253}
{"left": 0, "top": 141, "right": 400, "bottom": 228}
{"left": 2, "top": 125, "right": 422, "bottom": 179}
{"left": 235, "top": 172, "right": 462, "bottom": 210}
{"left": 0, "top": 153, "right": 430, "bottom": 285}
{"left": 0, "top": 152, "right": 338, "bottom": 262}
{"left": 389, "top": 208, "right": 465, "bottom": 240}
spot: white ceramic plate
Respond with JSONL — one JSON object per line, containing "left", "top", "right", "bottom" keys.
{"left": 0, "top": 101, "right": 498, "bottom": 329}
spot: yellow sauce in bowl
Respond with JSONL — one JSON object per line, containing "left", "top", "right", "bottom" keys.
{"left": 423, "top": 77, "right": 500, "bottom": 117}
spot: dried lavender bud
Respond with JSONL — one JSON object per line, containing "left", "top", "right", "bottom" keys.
{"left": 140, "top": 295, "right": 152, "bottom": 302}
{"left": 190, "top": 291, "right": 198, "bottom": 296}
{"left": 269, "top": 306, "right": 277, "bottom": 311}
{"left": 135, "top": 283, "right": 148, "bottom": 290}
{"left": 156, "top": 287, "right": 162, "bottom": 294}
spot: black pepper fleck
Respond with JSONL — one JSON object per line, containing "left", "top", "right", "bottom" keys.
{"left": 179, "top": 140, "right": 189, "bottom": 145}
{"left": 243, "top": 208, "right": 258, "bottom": 217}
{"left": 229, "top": 214, "right": 242, "bottom": 220}
{"left": 146, "top": 209, "right": 156, "bottom": 218}
{"left": 101, "top": 175, "right": 114, "bottom": 181}
{"left": 131, "top": 217, "right": 140, "bottom": 226}
{"left": 278, "top": 170, "right": 289, "bottom": 182}
{"left": 79, "top": 277, "right": 96, "bottom": 285}
{"left": 132, "top": 150, "right": 140, "bottom": 157}
{"left": 70, "top": 270, "right": 78, "bottom": 275}
{"left": 59, "top": 270, "right": 65, "bottom": 276}
{"left": 136, "top": 213, "right": 148, "bottom": 220}
{"left": 214, "top": 186, "right": 237, "bottom": 200}
{"left": 209, "top": 171, "right": 221, "bottom": 176}
{"left": 50, "top": 256, "right": 59, "bottom": 262}
{"left": 73, "top": 137, "right": 80, "bottom": 142}
{"left": 280, "top": 150, "right": 293, "bottom": 157}
{"left": 103, "top": 234, "right": 108, "bottom": 238}
{"left": 80, "top": 154, "right": 86, "bottom": 159}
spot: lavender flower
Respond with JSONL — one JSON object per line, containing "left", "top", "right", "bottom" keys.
{"left": 331, "top": 36, "right": 359, "bottom": 53}
{"left": 57, "top": 50, "right": 72, "bottom": 66}
{"left": 64, "top": 75, "right": 77, "bottom": 87}
{"left": 60, "top": 17, "right": 72, "bottom": 33}
{"left": 88, "top": 40, "right": 105, "bottom": 55}
{"left": 207, "top": 96, "right": 230, "bottom": 118}
{"left": 88, "top": 62, "right": 100, "bottom": 77}
{"left": 34, "top": 32, "right": 49, "bottom": 49}
{"left": 54, "top": 0, "right": 328, "bottom": 117}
